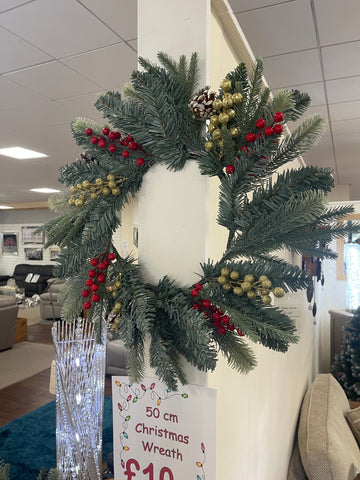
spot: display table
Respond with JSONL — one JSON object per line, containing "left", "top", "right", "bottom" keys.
{"left": 14, "top": 317, "right": 28, "bottom": 343}
{"left": 329, "top": 309, "right": 354, "bottom": 363}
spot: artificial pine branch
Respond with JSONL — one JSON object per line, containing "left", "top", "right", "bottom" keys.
{"left": 234, "top": 169, "right": 334, "bottom": 232}
{"left": 227, "top": 303, "right": 298, "bottom": 352}
{"left": 201, "top": 257, "right": 312, "bottom": 293}
{"left": 243, "top": 59, "right": 266, "bottom": 122}
{"left": 150, "top": 278, "right": 217, "bottom": 372}
{"left": 124, "top": 322, "right": 146, "bottom": 383}
{"left": 0, "top": 459, "right": 10, "bottom": 480}
{"left": 223, "top": 191, "right": 327, "bottom": 260}
{"left": 215, "top": 333, "right": 257, "bottom": 373}
{"left": 156, "top": 51, "right": 200, "bottom": 101}
{"left": 149, "top": 325, "right": 187, "bottom": 390}
{"left": 264, "top": 90, "right": 296, "bottom": 122}
{"left": 286, "top": 89, "right": 312, "bottom": 121}
{"left": 269, "top": 114, "right": 326, "bottom": 169}
{"left": 36, "top": 468, "right": 49, "bottom": 480}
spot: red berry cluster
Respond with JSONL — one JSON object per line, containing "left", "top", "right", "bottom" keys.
{"left": 85, "top": 128, "right": 145, "bottom": 166}
{"left": 82, "top": 252, "right": 116, "bottom": 310}
{"left": 225, "top": 112, "right": 284, "bottom": 174}
{"left": 191, "top": 284, "right": 244, "bottom": 337}
{"left": 246, "top": 111, "right": 284, "bottom": 142}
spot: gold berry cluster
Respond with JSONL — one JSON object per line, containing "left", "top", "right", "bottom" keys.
{"left": 205, "top": 78, "right": 243, "bottom": 153}
{"left": 68, "top": 174, "right": 127, "bottom": 207}
{"left": 107, "top": 274, "right": 122, "bottom": 297}
{"left": 107, "top": 275, "right": 123, "bottom": 331}
{"left": 109, "top": 301, "right": 122, "bottom": 331}
{"left": 217, "top": 268, "right": 285, "bottom": 305}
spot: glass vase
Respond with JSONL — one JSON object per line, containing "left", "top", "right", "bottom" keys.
{"left": 52, "top": 319, "right": 106, "bottom": 480}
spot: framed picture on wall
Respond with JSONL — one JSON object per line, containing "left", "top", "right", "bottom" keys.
{"left": 1, "top": 232, "right": 18, "bottom": 255}
{"left": 21, "top": 226, "right": 44, "bottom": 245}
{"left": 49, "top": 247, "right": 61, "bottom": 261}
{"left": 24, "top": 247, "right": 43, "bottom": 261}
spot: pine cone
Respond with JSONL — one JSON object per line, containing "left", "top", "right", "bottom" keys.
{"left": 189, "top": 88, "right": 216, "bottom": 120}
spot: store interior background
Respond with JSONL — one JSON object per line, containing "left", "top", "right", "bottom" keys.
{"left": 0, "top": 0, "right": 359, "bottom": 478}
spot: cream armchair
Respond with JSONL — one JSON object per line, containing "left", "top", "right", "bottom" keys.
{"left": 39, "top": 278, "right": 65, "bottom": 320}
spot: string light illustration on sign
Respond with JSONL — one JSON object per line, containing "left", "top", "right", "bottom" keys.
{"left": 41, "top": 52, "right": 359, "bottom": 389}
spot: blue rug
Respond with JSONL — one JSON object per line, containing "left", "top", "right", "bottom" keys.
{"left": 0, "top": 396, "right": 113, "bottom": 480}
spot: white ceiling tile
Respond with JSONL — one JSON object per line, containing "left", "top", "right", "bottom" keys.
{"left": 263, "top": 50, "right": 322, "bottom": 88}
{"left": 329, "top": 100, "right": 360, "bottom": 121}
{"left": 339, "top": 166, "right": 360, "bottom": 185}
{"left": 0, "top": 1, "right": 359, "bottom": 203}
{"left": 0, "top": 155, "right": 64, "bottom": 202}
{"left": 332, "top": 118, "right": 360, "bottom": 136}
{"left": 62, "top": 43, "right": 137, "bottom": 91}
{"left": 0, "top": 0, "right": 32, "bottom": 13}
{"left": 56, "top": 93, "right": 104, "bottom": 124}
{"left": 332, "top": 136, "right": 360, "bottom": 162}
{"left": 229, "top": 0, "right": 292, "bottom": 13}
{"left": 273, "top": 81, "right": 326, "bottom": 106}
{"left": 334, "top": 142, "right": 359, "bottom": 179}
{"left": 338, "top": 166, "right": 360, "bottom": 185}
{"left": 0, "top": 123, "right": 72, "bottom": 151}
{"left": 350, "top": 185, "right": 360, "bottom": 200}
{"left": 326, "top": 77, "right": 360, "bottom": 104}
{"left": 80, "top": 0, "right": 137, "bottom": 41}
{"left": 128, "top": 39, "right": 137, "bottom": 52}
{"left": 314, "top": 0, "right": 360, "bottom": 46}
{"left": 3, "top": 102, "right": 75, "bottom": 129}
{"left": 4, "top": 61, "right": 100, "bottom": 100}
{"left": 235, "top": 0, "right": 316, "bottom": 57}
{"left": 301, "top": 133, "right": 336, "bottom": 171}
{"left": 322, "top": 41, "right": 360, "bottom": 80}
{"left": 0, "top": 26, "right": 53, "bottom": 74}
{"left": 0, "top": 76, "right": 50, "bottom": 110}
{"left": 289, "top": 104, "right": 329, "bottom": 134}
{"left": 302, "top": 143, "right": 336, "bottom": 170}
{"left": 306, "top": 104, "right": 330, "bottom": 122}
{"left": 0, "top": 109, "right": 19, "bottom": 134}
{"left": 0, "top": 0, "right": 121, "bottom": 58}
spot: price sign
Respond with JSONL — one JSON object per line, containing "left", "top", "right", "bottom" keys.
{"left": 112, "top": 377, "right": 216, "bottom": 480}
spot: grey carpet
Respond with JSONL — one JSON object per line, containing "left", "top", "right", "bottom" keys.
{"left": 0, "top": 341, "right": 55, "bottom": 389}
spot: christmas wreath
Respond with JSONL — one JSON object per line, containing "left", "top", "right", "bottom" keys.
{"left": 41, "top": 52, "right": 357, "bottom": 389}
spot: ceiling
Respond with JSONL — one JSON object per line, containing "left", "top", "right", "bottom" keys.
{"left": 0, "top": 0, "right": 359, "bottom": 206}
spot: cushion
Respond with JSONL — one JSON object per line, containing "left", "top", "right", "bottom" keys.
{"left": 106, "top": 340, "right": 128, "bottom": 376}
{"left": 287, "top": 441, "right": 308, "bottom": 479}
{"left": 346, "top": 407, "right": 360, "bottom": 446}
{"left": 298, "top": 374, "right": 360, "bottom": 480}
{"left": 0, "top": 295, "right": 16, "bottom": 308}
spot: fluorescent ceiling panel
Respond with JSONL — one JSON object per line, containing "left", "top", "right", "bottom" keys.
{"left": 0, "top": 147, "right": 48, "bottom": 159}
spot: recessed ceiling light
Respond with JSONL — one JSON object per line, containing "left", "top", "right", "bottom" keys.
{"left": 30, "top": 188, "right": 60, "bottom": 194}
{"left": 0, "top": 147, "right": 48, "bottom": 159}
{"left": 0, "top": 205, "right": 14, "bottom": 210}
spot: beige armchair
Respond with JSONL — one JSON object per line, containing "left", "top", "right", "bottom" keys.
{"left": 39, "top": 278, "right": 65, "bottom": 320}
{"left": 0, "top": 295, "right": 19, "bottom": 351}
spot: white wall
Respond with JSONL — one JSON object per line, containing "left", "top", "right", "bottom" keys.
{"left": 0, "top": 209, "right": 123, "bottom": 276}
{"left": 207, "top": 12, "right": 320, "bottom": 480}
{"left": 0, "top": 210, "right": 56, "bottom": 275}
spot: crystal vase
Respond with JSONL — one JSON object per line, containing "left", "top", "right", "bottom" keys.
{"left": 52, "top": 319, "right": 106, "bottom": 480}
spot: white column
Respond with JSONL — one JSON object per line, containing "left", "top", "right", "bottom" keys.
{"left": 138, "top": 0, "right": 210, "bottom": 384}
